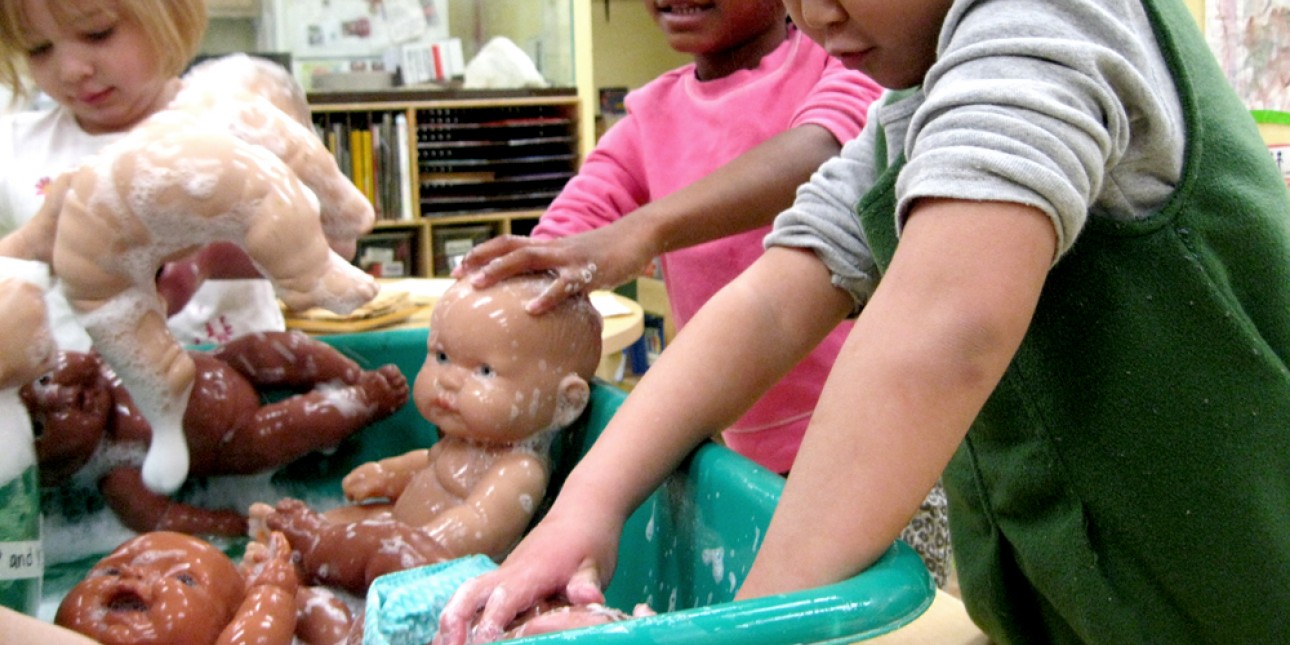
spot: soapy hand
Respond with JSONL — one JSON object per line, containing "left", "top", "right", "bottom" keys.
{"left": 432, "top": 503, "right": 623, "bottom": 645}
{"left": 0, "top": 277, "right": 54, "bottom": 389}
{"left": 452, "top": 227, "right": 652, "bottom": 314}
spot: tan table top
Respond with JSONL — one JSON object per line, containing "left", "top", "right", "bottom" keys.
{"left": 286, "top": 278, "right": 644, "bottom": 357}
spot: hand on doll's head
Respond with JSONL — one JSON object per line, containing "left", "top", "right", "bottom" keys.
{"left": 413, "top": 274, "right": 603, "bottom": 443}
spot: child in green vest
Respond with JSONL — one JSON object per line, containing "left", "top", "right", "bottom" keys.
{"left": 437, "top": 1, "right": 1290, "bottom": 643}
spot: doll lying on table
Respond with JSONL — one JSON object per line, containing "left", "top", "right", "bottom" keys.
{"left": 250, "top": 273, "right": 603, "bottom": 596}
{"left": 26, "top": 330, "right": 408, "bottom": 537}
{"left": 55, "top": 530, "right": 353, "bottom": 645}
{"left": 0, "top": 53, "right": 378, "bottom": 497}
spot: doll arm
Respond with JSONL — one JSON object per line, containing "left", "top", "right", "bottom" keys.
{"left": 342, "top": 448, "right": 433, "bottom": 503}
{"left": 217, "top": 532, "right": 298, "bottom": 645}
{"left": 99, "top": 467, "right": 248, "bottom": 536}
{"left": 420, "top": 451, "right": 550, "bottom": 560}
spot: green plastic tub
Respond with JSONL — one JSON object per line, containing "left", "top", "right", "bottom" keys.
{"left": 39, "top": 328, "right": 933, "bottom": 643}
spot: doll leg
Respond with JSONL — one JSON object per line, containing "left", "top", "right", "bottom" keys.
{"left": 236, "top": 158, "right": 377, "bottom": 315}
{"left": 75, "top": 291, "right": 195, "bottom": 495}
{"left": 254, "top": 498, "right": 449, "bottom": 595}
{"left": 271, "top": 119, "right": 373, "bottom": 260}
{"left": 295, "top": 586, "right": 354, "bottom": 645}
{"left": 212, "top": 330, "right": 364, "bottom": 387}
{"left": 217, "top": 365, "right": 409, "bottom": 472}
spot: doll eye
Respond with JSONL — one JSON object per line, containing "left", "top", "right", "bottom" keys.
{"left": 435, "top": 351, "right": 450, "bottom": 365}
{"left": 476, "top": 364, "right": 495, "bottom": 378}
{"left": 175, "top": 572, "right": 197, "bottom": 586}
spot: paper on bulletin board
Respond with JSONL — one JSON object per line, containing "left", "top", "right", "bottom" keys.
{"left": 275, "top": 0, "right": 449, "bottom": 59}
{"left": 1206, "top": 0, "right": 1290, "bottom": 111}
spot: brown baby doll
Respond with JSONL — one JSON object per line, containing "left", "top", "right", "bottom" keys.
{"left": 26, "top": 330, "right": 408, "bottom": 537}
{"left": 56, "top": 530, "right": 353, "bottom": 645}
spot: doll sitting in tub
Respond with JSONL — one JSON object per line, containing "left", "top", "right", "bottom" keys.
{"left": 250, "top": 273, "right": 603, "bottom": 596}
{"left": 55, "top": 530, "right": 354, "bottom": 645}
{"left": 0, "top": 53, "right": 378, "bottom": 497}
{"left": 26, "top": 330, "right": 409, "bottom": 537}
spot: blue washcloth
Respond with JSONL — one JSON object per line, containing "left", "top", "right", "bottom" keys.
{"left": 365, "top": 555, "right": 499, "bottom": 645}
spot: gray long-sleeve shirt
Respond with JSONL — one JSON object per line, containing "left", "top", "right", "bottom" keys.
{"left": 767, "top": 0, "right": 1187, "bottom": 312}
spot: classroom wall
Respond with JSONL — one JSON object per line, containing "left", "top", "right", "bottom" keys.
{"left": 589, "top": 1, "right": 689, "bottom": 95}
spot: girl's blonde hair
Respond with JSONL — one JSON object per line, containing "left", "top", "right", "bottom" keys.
{"left": 0, "top": 0, "right": 208, "bottom": 102}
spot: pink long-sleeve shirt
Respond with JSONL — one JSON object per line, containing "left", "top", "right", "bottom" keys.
{"left": 535, "top": 28, "right": 881, "bottom": 473}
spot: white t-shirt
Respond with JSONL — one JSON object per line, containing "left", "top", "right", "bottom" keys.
{"left": 0, "top": 106, "right": 284, "bottom": 350}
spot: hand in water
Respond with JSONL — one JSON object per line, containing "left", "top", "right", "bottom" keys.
{"left": 433, "top": 503, "right": 623, "bottom": 645}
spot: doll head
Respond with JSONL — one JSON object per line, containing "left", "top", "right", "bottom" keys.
{"left": 414, "top": 273, "right": 603, "bottom": 443}
{"left": 55, "top": 531, "right": 243, "bottom": 645}
{"left": 0, "top": 0, "right": 206, "bottom": 105}
{"left": 23, "top": 350, "right": 113, "bottom": 484}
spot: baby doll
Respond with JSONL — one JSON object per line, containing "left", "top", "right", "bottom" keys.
{"left": 55, "top": 530, "right": 354, "bottom": 645}
{"left": 26, "top": 330, "right": 408, "bottom": 537}
{"left": 251, "top": 274, "right": 603, "bottom": 595}
{"left": 0, "top": 54, "right": 378, "bottom": 496}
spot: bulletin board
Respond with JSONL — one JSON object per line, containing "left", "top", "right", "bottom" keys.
{"left": 277, "top": 0, "right": 449, "bottom": 59}
{"left": 1205, "top": 0, "right": 1290, "bottom": 111}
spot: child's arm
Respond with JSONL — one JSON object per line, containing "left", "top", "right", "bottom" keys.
{"left": 740, "top": 198, "right": 1057, "bottom": 597}
{"left": 435, "top": 245, "right": 854, "bottom": 645}
{"left": 456, "top": 124, "right": 844, "bottom": 312}
{"left": 0, "top": 608, "right": 98, "bottom": 645}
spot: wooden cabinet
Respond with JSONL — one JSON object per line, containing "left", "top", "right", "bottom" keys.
{"left": 207, "top": 0, "right": 260, "bottom": 18}
{"left": 308, "top": 89, "right": 581, "bottom": 277}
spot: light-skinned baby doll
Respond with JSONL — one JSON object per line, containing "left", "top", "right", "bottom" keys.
{"left": 0, "top": 53, "right": 378, "bottom": 496}
{"left": 251, "top": 273, "right": 603, "bottom": 595}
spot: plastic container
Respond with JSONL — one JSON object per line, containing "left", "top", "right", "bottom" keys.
{"left": 41, "top": 328, "right": 933, "bottom": 641}
{"left": 0, "top": 259, "right": 51, "bottom": 617}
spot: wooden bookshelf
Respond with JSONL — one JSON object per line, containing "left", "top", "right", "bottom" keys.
{"left": 308, "top": 89, "right": 581, "bottom": 277}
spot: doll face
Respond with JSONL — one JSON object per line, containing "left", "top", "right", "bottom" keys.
{"left": 16, "top": 0, "right": 174, "bottom": 133}
{"left": 414, "top": 277, "right": 600, "bottom": 443}
{"left": 55, "top": 531, "right": 244, "bottom": 645}
{"left": 24, "top": 351, "right": 111, "bottom": 483}
{"left": 784, "top": 0, "right": 952, "bottom": 89}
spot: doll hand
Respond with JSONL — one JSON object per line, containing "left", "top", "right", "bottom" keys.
{"left": 453, "top": 229, "right": 650, "bottom": 314}
{"left": 341, "top": 462, "right": 389, "bottom": 502}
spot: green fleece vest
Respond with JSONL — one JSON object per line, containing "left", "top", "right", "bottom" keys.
{"left": 857, "top": 1, "right": 1290, "bottom": 642}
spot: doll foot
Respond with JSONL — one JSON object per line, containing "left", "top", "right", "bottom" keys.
{"left": 358, "top": 365, "right": 409, "bottom": 417}
{"left": 277, "top": 257, "right": 377, "bottom": 315}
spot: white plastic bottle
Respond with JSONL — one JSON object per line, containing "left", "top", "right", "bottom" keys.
{"left": 0, "top": 259, "right": 49, "bottom": 615}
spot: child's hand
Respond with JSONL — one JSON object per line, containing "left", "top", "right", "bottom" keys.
{"left": 452, "top": 229, "right": 651, "bottom": 314}
{"left": 0, "top": 277, "right": 54, "bottom": 389}
{"left": 433, "top": 504, "right": 623, "bottom": 645}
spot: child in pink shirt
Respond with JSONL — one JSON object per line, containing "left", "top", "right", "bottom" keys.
{"left": 458, "top": 2, "right": 881, "bottom": 475}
